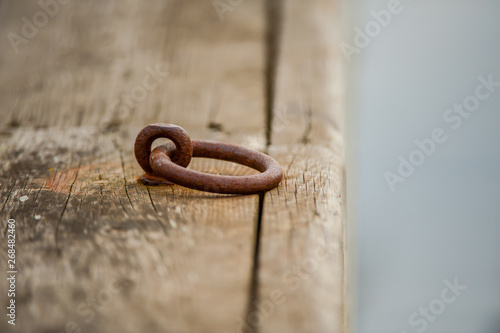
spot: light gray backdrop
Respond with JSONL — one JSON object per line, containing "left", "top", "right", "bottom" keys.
{"left": 345, "top": 0, "right": 500, "bottom": 332}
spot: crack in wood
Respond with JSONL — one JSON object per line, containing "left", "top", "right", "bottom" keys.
{"left": 245, "top": 1, "right": 285, "bottom": 332}
{"left": 115, "top": 140, "right": 135, "bottom": 211}
{"left": 265, "top": 0, "right": 284, "bottom": 150}
{"left": 55, "top": 161, "right": 81, "bottom": 249}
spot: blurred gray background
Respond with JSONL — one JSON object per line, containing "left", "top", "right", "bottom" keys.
{"left": 345, "top": 0, "right": 500, "bottom": 332}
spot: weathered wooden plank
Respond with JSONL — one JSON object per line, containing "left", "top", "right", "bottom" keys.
{"left": 255, "top": 0, "right": 346, "bottom": 332}
{"left": 0, "top": 0, "right": 266, "bottom": 134}
{"left": 0, "top": 0, "right": 347, "bottom": 332}
{"left": 0, "top": 0, "right": 267, "bottom": 332}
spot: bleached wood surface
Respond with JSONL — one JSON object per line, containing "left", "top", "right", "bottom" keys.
{"left": 0, "top": 1, "right": 344, "bottom": 332}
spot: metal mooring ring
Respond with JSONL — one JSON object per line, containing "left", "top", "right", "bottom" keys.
{"left": 134, "top": 123, "right": 193, "bottom": 185}
{"left": 134, "top": 124, "right": 283, "bottom": 194}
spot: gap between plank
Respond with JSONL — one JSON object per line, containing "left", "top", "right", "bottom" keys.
{"left": 264, "top": 0, "right": 283, "bottom": 150}
{"left": 246, "top": 192, "right": 265, "bottom": 333}
{"left": 246, "top": 1, "right": 284, "bottom": 332}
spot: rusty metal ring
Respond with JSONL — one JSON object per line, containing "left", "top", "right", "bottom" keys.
{"left": 134, "top": 123, "right": 193, "bottom": 185}
{"left": 149, "top": 140, "right": 283, "bottom": 194}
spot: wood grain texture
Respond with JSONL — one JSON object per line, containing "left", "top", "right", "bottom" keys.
{"left": 257, "top": 0, "right": 346, "bottom": 332}
{"left": 0, "top": 1, "right": 265, "bottom": 332}
{"left": 0, "top": 0, "right": 345, "bottom": 332}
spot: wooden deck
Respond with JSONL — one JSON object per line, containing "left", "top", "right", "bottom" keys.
{"left": 0, "top": 1, "right": 345, "bottom": 332}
